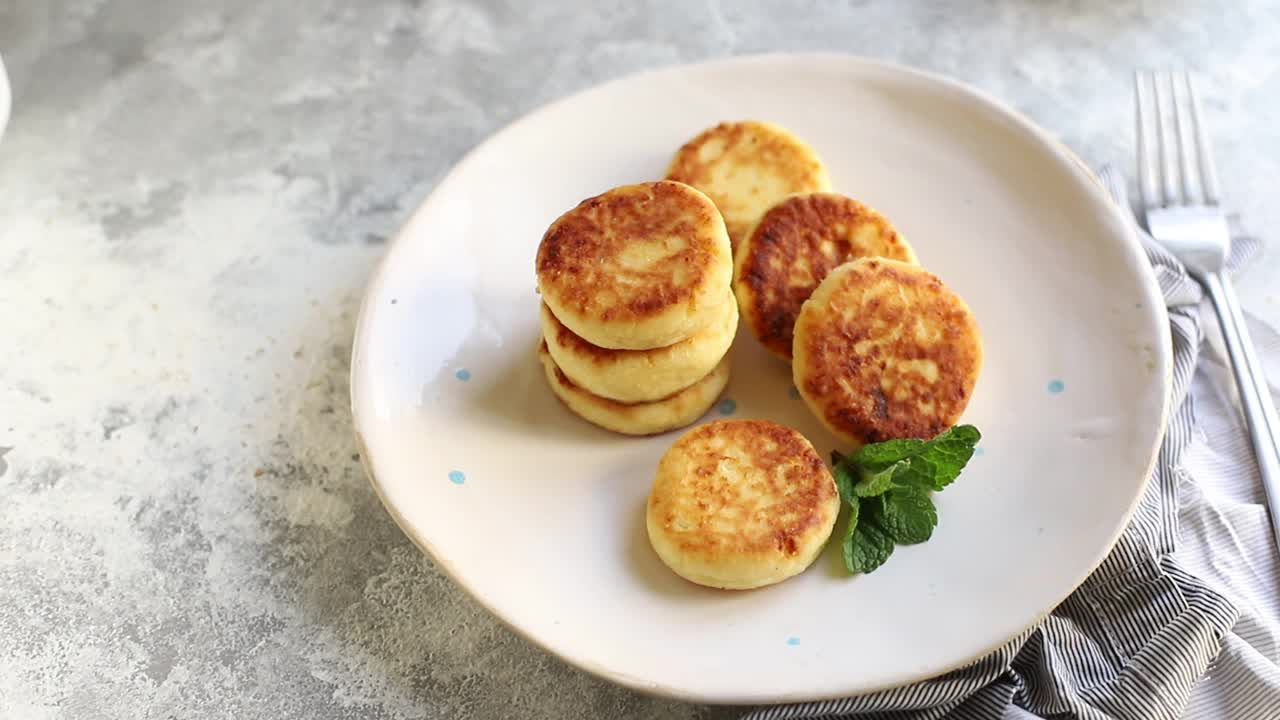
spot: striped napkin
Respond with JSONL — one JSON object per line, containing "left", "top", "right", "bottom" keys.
{"left": 743, "top": 165, "right": 1280, "bottom": 720}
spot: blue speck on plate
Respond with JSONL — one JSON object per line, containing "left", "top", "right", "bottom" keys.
{"left": 455, "top": 368, "right": 472, "bottom": 382}
{"left": 1047, "top": 379, "right": 1065, "bottom": 394}
{"left": 974, "top": 447, "right": 985, "bottom": 457}
{"left": 716, "top": 398, "right": 737, "bottom": 415}
{"left": 786, "top": 636, "right": 801, "bottom": 647}
{"left": 448, "top": 470, "right": 466, "bottom": 485}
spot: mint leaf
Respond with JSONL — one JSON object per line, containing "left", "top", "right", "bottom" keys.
{"left": 853, "top": 464, "right": 897, "bottom": 497}
{"left": 889, "top": 456, "right": 936, "bottom": 491}
{"left": 872, "top": 486, "right": 937, "bottom": 544}
{"left": 921, "top": 425, "right": 981, "bottom": 490}
{"left": 839, "top": 495, "right": 861, "bottom": 571}
{"left": 852, "top": 437, "right": 926, "bottom": 470}
{"left": 853, "top": 425, "right": 981, "bottom": 492}
{"left": 846, "top": 516, "right": 895, "bottom": 574}
{"left": 833, "top": 462, "right": 857, "bottom": 505}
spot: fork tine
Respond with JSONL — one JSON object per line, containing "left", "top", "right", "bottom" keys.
{"left": 1171, "top": 71, "right": 1202, "bottom": 205}
{"left": 1134, "top": 71, "right": 1161, "bottom": 209}
{"left": 1153, "top": 70, "right": 1181, "bottom": 206}
{"left": 1186, "top": 73, "right": 1222, "bottom": 206}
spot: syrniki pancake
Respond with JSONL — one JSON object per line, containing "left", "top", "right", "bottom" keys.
{"left": 646, "top": 419, "right": 840, "bottom": 590}
{"left": 536, "top": 181, "right": 733, "bottom": 350}
{"left": 540, "top": 292, "right": 738, "bottom": 403}
{"left": 792, "top": 258, "right": 982, "bottom": 447}
{"left": 537, "top": 340, "right": 729, "bottom": 436}
{"left": 735, "top": 192, "right": 918, "bottom": 360}
{"left": 665, "top": 121, "right": 831, "bottom": 249}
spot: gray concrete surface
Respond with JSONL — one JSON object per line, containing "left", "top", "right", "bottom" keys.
{"left": 2, "top": 1, "right": 1278, "bottom": 718}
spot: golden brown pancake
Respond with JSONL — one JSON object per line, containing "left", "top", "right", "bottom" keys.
{"left": 540, "top": 292, "right": 737, "bottom": 403}
{"left": 734, "top": 193, "right": 919, "bottom": 361}
{"left": 792, "top": 258, "right": 982, "bottom": 447}
{"left": 535, "top": 181, "right": 733, "bottom": 350}
{"left": 646, "top": 419, "right": 839, "bottom": 589}
{"left": 537, "top": 340, "right": 730, "bottom": 436}
{"left": 665, "top": 121, "right": 831, "bottom": 249}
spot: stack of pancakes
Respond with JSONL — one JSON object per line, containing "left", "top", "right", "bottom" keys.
{"left": 535, "top": 181, "right": 737, "bottom": 436}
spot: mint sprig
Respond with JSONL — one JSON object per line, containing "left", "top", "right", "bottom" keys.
{"left": 833, "top": 425, "right": 981, "bottom": 575}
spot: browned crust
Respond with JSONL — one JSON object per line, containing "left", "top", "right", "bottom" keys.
{"left": 737, "top": 193, "right": 916, "bottom": 360}
{"left": 538, "top": 338, "right": 728, "bottom": 412}
{"left": 665, "top": 121, "right": 828, "bottom": 246}
{"left": 543, "top": 302, "right": 649, "bottom": 365}
{"left": 535, "top": 181, "right": 725, "bottom": 324}
{"left": 540, "top": 298, "right": 730, "bottom": 366}
{"left": 795, "top": 259, "right": 981, "bottom": 445}
{"left": 649, "top": 420, "right": 837, "bottom": 557}
{"left": 539, "top": 339, "right": 639, "bottom": 411}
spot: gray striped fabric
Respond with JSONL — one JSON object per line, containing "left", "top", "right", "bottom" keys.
{"left": 743, "top": 165, "right": 1280, "bottom": 720}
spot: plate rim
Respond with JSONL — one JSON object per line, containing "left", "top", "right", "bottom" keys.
{"left": 349, "top": 52, "right": 1173, "bottom": 704}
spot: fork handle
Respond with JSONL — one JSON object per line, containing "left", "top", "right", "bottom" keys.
{"left": 1202, "top": 271, "right": 1280, "bottom": 549}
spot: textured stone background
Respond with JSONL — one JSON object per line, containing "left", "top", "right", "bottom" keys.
{"left": 2, "top": 1, "right": 1278, "bottom": 718}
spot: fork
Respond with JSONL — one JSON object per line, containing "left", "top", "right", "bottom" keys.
{"left": 1136, "top": 70, "right": 1280, "bottom": 552}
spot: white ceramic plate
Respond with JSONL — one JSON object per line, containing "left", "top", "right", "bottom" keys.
{"left": 351, "top": 54, "right": 1169, "bottom": 704}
